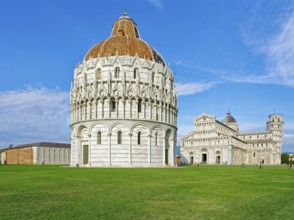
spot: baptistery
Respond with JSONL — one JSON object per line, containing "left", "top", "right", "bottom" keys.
{"left": 70, "top": 11, "right": 178, "bottom": 167}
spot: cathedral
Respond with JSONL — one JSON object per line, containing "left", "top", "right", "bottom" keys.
{"left": 181, "top": 112, "right": 283, "bottom": 165}
{"left": 70, "top": 11, "right": 178, "bottom": 167}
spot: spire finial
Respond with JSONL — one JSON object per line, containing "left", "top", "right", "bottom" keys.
{"left": 228, "top": 109, "right": 231, "bottom": 114}
{"left": 124, "top": 9, "right": 127, "bottom": 16}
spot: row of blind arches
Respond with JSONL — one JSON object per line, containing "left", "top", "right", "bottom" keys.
{"left": 96, "top": 67, "right": 156, "bottom": 82}
{"left": 110, "top": 98, "right": 142, "bottom": 112}
{"left": 96, "top": 131, "right": 159, "bottom": 145}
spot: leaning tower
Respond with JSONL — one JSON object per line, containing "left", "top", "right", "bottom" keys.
{"left": 266, "top": 114, "right": 284, "bottom": 164}
{"left": 70, "top": 11, "right": 178, "bottom": 167}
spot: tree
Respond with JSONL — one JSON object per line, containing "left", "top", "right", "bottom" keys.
{"left": 281, "top": 153, "right": 289, "bottom": 164}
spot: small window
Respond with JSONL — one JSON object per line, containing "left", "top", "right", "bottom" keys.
{"left": 111, "top": 100, "right": 116, "bottom": 112}
{"left": 152, "top": 72, "right": 155, "bottom": 83}
{"left": 134, "top": 68, "right": 138, "bottom": 79}
{"left": 97, "top": 131, "right": 101, "bottom": 144}
{"left": 114, "top": 67, "right": 120, "bottom": 78}
{"left": 155, "top": 133, "right": 158, "bottom": 146}
{"left": 118, "top": 30, "right": 124, "bottom": 36}
{"left": 96, "top": 68, "right": 101, "bottom": 80}
{"left": 253, "top": 153, "right": 256, "bottom": 157}
{"left": 118, "top": 131, "right": 122, "bottom": 144}
{"left": 138, "top": 132, "right": 141, "bottom": 145}
{"left": 134, "top": 27, "right": 139, "bottom": 38}
{"left": 138, "top": 99, "right": 142, "bottom": 113}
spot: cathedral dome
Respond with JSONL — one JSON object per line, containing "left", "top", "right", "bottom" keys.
{"left": 222, "top": 112, "right": 237, "bottom": 124}
{"left": 84, "top": 10, "right": 166, "bottom": 66}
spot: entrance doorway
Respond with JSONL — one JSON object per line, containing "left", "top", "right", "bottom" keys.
{"left": 216, "top": 156, "right": 221, "bottom": 164}
{"left": 202, "top": 154, "right": 207, "bottom": 163}
{"left": 83, "top": 145, "right": 89, "bottom": 165}
{"left": 165, "top": 149, "right": 169, "bottom": 164}
{"left": 190, "top": 156, "right": 194, "bottom": 165}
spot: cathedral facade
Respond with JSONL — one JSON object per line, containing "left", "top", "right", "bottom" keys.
{"left": 181, "top": 112, "right": 283, "bottom": 165}
{"left": 70, "top": 11, "right": 178, "bottom": 167}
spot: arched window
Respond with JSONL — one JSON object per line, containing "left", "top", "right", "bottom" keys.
{"left": 97, "top": 131, "right": 101, "bottom": 144}
{"left": 152, "top": 72, "right": 155, "bottom": 83}
{"left": 118, "top": 131, "right": 122, "bottom": 144}
{"left": 114, "top": 67, "right": 120, "bottom": 78}
{"left": 138, "top": 132, "right": 141, "bottom": 145}
{"left": 138, "top": 99, "right": 142, "bottom": 113}
{"left": 134, "top": 68, "right": 139, "bottom": 79}
{"left": 155, "top": 133, "right": 158, "bottom": 146}
{"left": 96, "top": 68, "right": 102, "bottom": 80}
{"left": 111, "top": 100, "right": 116, "bottom": 112}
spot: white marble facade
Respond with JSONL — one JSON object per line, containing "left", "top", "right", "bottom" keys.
{"left": 33, "top": 146, "right": 71, "bottom": 165}
{"left": 181, "top": 112, "right": 283, "bottom": 165}
{"left": 70, "top": 12, "right": 177, "bottom": 167}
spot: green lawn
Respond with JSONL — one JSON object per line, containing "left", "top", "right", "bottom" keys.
{"left": 0, "top": 165, "right": 294, "bottom": 220}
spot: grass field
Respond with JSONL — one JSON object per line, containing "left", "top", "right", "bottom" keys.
{"left": 0, "top": 165, "right": 294, "bottom": 220}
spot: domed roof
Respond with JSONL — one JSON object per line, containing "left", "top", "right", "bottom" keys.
{"left": 222, "top": 112, "right": 237, "bottom": 124}
{"left": 84, "top": 10, "right": 166, "bottom": 66}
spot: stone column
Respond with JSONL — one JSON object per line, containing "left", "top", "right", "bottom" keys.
{"left": 163, "top": 106, "right": 166, "bottom": 123}
{"left": 108, "top": 98, "right": 111, "bottom": 118}
{"left": 171, "top": 138, "right": 175, "bottom": 166}
{"left": 136, "top": 99, "right": 139, "bottom": 118}
{"left": 143, "top": 100, "right": 146, "bottom": 119}
{"left": 84, "top": 103, "right": 87, "bottom": 120}
{"left": 94, "top": 100, "right": 97, "bottom": 119}
{"left": 116, "top": 98, "right": 119, "bottom": 118}
{"left": 159, "top": 103, "right": 162, "bottom": 122}
{"left": 162, "top": 134, "right": 166, "bottom": 166}
{"left": 108, "top": 133, "right": 112, "bottom": 166}
{"left": 155, "top": 104, "right": 158, "bottom": 121}
{"left": 149, "top": 134, "right": 152, "bottom": 163}
{"left": 89, "top": 102, "right": 92, "bottom": 120}
{"left": 129, "top": 133, "right": 133, "bottom": 165}
{"left": 88, "top": 134, "right": 91, "bottom": 166}
{"left": 122, "top": 99, "right": 125, "bottom": 118}
{"left": 101, "top": 99, "right": 104, "bottom": 118}
{"left": 76, "top": 135, "right": 81, "bottom": 165}
{"left": 79, "top": 105, "right": 82, "bottom": 121}
{"left": 149, "top": 101, "right": 152, "bottom": 120}
{"left": 130, "top": 99, "right": 132, "bottom": 118}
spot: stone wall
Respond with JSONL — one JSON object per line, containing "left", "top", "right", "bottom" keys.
{"left": 6, "top": 147, "right": 33, "bottom": 164}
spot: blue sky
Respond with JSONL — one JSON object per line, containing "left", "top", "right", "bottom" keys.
{"left": 0, "top": 0, "right": 294, "bottom": 152}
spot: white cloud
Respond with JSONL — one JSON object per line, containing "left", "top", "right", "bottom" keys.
{"left": 239, "top": 7, "right": 294, "bottom": 87}
{"left": 265, "top": 12, "right": 294, "bottom": 86}
{"left": 148, "top": 0, "right": 164, "bottom": 11}
{"left": 0, "top": 86, "right": 70, "bottom": 148}
{"left": 175, "top": 82, "right": 217, "bottom": 96}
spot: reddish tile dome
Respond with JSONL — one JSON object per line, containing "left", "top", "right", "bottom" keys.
{"left": 84, "top": 10, "right": 166, "bottom": 66}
